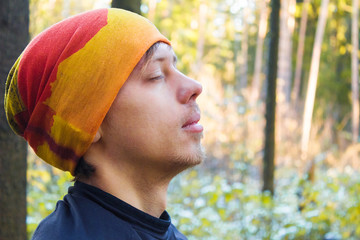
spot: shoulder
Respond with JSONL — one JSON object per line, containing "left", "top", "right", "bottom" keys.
{"left": 31, "top": 200, "right": 72, "bottom": 240}
{"left": 31, "top": 194, "right": 141, "bottom": 240}
{"left": 169, "top": 224, "right": 188, "bottom": 240}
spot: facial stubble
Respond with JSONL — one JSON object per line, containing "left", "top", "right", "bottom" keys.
{"left": 168, "top": 132, "right": 205, "bottom": 175}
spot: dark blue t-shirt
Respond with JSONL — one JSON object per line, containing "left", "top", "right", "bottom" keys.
{"left": 31, "top": 181, "right": 187, "bottom": 240}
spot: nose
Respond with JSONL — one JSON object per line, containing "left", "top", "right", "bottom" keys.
{"left": 177, "top": 73, "right": 202, "bottom": 104}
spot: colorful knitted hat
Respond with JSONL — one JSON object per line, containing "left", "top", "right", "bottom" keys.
{"left": 4, "top": 8, "right": 170, "bottom": 174}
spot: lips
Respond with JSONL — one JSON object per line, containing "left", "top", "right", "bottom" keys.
{"left": 182, "top": 112, "right": 203, "bottom": 133}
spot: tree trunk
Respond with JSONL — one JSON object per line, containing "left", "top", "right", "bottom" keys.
{"left": 111, "top": 0, "right": 141, "bottom": 15}
{"left": 277, "top": 0, "right": 295, "bottom": 104}
{"left": 292, "top": 0, "right": 310, "bottom": 104}
{"left": 351, "top": 0, "right": 359, "bottom": 143}
{"left": 301, "top": 0, "right": 329, "bottom": 160}
{"left": 275, "top": 0, "right": 295, "bottom": 144}
{"left": 62, "top": 0, "right": 71, "bottom": 18}
{"left": 147, "top": 0, "right": 157, "bottom": 22}
{"left": 286, "top": 0, "right": 296, "bottom": 101}
{"left": 262, "top": 0, "right": 280, "bottom": 195}
{"left": 238, "top": 7, "right": 249, "bottom": 90}
{"left": 194, "top": 1, "right": 207, "bottom": 76}
{"left": 251, "top": 0, "right": 269, "bottom": 103}
{"left": 0, "top": 1, "right": 29, "bottom": 240}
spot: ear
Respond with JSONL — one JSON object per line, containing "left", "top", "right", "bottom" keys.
{"left": 92, "top": 130, "right": 101, "bottom": 143}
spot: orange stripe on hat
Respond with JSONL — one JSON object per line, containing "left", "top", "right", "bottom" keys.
{"left": 4, "top": 8, "right": 170, "bottom": 174}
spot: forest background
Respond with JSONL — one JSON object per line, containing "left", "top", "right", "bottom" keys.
{"left": 1, "top": 0, "right": 360, "bottom": 239}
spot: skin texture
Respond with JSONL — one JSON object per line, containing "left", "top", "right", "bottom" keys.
{"left": 83, "top": 43, "right": 204, "bottom": 217}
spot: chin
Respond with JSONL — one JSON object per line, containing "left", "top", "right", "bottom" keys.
{"left": 169, "top": 144, "right": 206, "bottom": 172}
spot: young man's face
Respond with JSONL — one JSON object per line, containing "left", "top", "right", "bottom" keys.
{"left": 99, "top": 43, "right": 204, "bottom": 174}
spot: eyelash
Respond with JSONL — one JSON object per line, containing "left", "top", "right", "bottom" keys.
{"left": 149, "top": 75, "right": 164, "bottom": 81}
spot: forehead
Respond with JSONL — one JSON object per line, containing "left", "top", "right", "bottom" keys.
{"left": 137, "top": 43, "right": 176, "bottom": 70}
{"left": 150, "top": 43, "right": 176, "bottom": 62}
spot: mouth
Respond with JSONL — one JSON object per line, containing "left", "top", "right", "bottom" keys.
{"left": 182, "top": 112, "right": 203, "bottom": 133}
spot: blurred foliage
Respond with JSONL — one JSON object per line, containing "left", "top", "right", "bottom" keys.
{"left": 167, "top": 168, "right": 360, "bottom": 240}
{"left": 27, "top": 149, "right": 72, "bottom": 239}
{"left": 27, "top": 0, "right": 360, "bottom": 239}
{"left": 29, "top": 0, "right": 110, "bottom": 38}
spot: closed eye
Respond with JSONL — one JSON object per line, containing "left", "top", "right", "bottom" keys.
{"left": 149, "top": 75, "right": 165, "bottom": 81}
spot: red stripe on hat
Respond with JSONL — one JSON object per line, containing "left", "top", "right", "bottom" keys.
{"left": 27, "top": 125, "right": 80, "bottom": 162}
{"left": 17, "top": 8, "right": 109, "bottom": 119}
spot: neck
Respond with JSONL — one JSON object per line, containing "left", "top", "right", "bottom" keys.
{"left": 81, "top": 158, "right": 171, "bottom": 218}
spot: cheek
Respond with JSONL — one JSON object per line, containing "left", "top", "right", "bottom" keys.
{"left": 102, "top": 79, "right": 184, "bottom": 159}
{"left": 107, "top": 91, "right": 178, "bottom": 144}
{"left": 107, "top": 108, "right": 179, "bottom": 162}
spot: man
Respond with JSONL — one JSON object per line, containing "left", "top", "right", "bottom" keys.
{"left": 4, "top": 8, "right": 204, "bottom": 240}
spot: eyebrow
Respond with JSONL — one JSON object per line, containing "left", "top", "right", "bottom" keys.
{"left": 152, "top": 54, "right": 178, "bottom": 65}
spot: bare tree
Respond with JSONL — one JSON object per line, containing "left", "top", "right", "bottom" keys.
{"left": 0, "top": 0, "right": 29, "bottom": 239}
{"left": 238, "top": 6, "right": 249, "bottom": 90}
{"left": 277, "top": 0, "right": 296, "bottom": 104}
{"left": 275, "top": 0, "right": 296, "bottom": 142}
{"left": 351, "top": 0, "right": 359, "bottom": 143}
{"left": 301, "top": 0, "right": 329, "bottom": 160}
{"left": 194, "top": 1, "right": 208, "bottom": 76}
{"left": 111, "top": 0, "right": 141, "bottom": 15}
{"left": 250, "top": 0, "right": 269, "bottom": 103}
{"left": 147, "top": 0, "right": 157, "bottom": 22}
{"left": 262, "top": 0, "right": 280, "bottom": 195}
{"left": 292, "top": 0, "right": 310, "bottom": 104}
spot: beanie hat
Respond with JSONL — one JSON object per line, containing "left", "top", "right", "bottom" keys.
{"left": 4, "top": 8, "right": 170, "bottom": 175}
